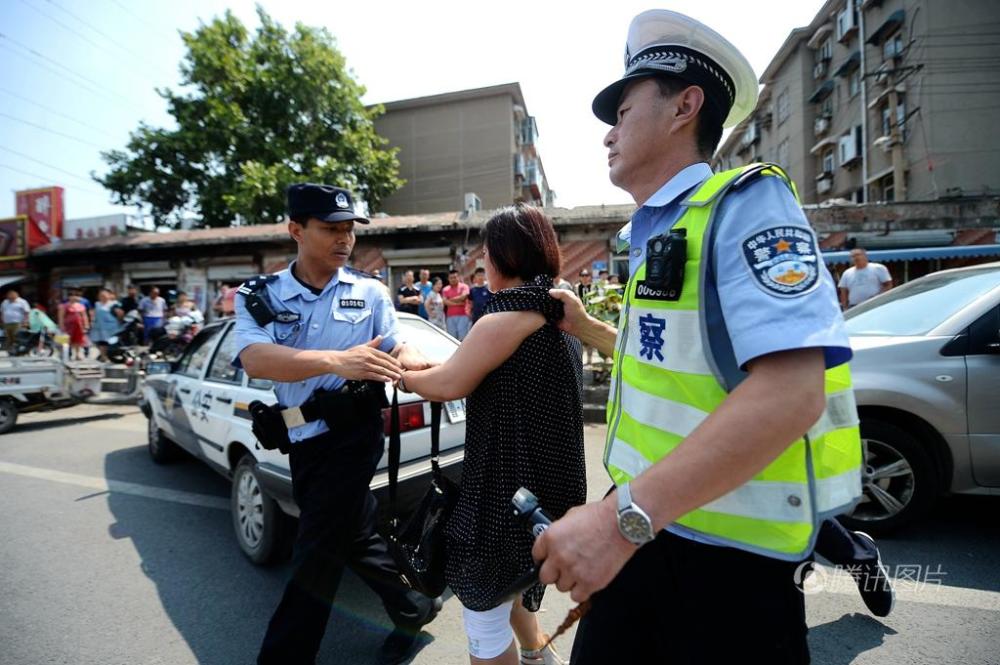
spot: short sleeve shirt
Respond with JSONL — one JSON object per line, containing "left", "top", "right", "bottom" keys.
{"left": 139, "top": 297, "right": 166, "bottom": 318}
{"left": 1, "top": 298, "right": 30, "bottom": 324}
{"left": 838, "top": 263, "right": 891, "bottom": 306}
{"left": 624, "top": 162, "right": 851, "bottom": 377}
{"left": 233, "top": 264, "right": 400, "bottom": 443}
{"left": 442, "top": 283, "right": 470, "bottom": 317}
{"left": 396, "top": 285, "right": 421, "bottom": 315}
{"left": 469, "top": 284, "right": 492, "bottom": 321}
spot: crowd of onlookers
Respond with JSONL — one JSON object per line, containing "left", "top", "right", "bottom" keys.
{"left": 0, "top": 284, "right": 227, "bottom": 362}
{"left": 380, "top": 266, "right": 621, "bottom": 346}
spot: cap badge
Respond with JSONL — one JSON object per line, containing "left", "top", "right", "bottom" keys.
{"left": 335, "top": 192, "right": 349, "bottom": 209}
{"left": 626, "top": 50, "right": 688, "bottom": 76}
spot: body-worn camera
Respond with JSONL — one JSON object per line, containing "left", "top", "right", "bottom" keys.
{"left": 636, "top": 229, "right": 687, "bottom": 301}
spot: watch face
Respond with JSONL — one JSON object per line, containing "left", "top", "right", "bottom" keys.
{"left": 619, "top": 509, "right": 653, "bottom": 543}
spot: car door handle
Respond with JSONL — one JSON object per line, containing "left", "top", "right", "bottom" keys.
{"left": 214, "top": 396, "right": 233, "bottom": 404}
{"left": 179, "top": 388, "right": 192, "bottom": 394}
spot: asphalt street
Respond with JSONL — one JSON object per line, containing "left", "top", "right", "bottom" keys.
{"left": 1, "top": 404, "right": 998, "bottom": 665}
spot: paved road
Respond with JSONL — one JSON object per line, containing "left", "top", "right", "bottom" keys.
{"left": 0, "top": 404, "right": 998, "bottom": 664}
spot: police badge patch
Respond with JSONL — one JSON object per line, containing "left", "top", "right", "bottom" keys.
{"left": 741, "top": 226, "right": 821, "bottom": 297}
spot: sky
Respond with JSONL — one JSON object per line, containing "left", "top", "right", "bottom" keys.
{"left": 0, "top": 0, "right": 825, "bottom": 221}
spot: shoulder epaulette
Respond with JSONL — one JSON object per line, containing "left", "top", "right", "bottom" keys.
{"left": 236, "top": 273, "right": 278, "bottom": 296}
{"left": 346, "top": 267, "right": 375, "bottom": 280}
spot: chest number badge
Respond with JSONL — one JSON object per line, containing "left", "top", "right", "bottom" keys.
{"left": 339, "top": 299, "right": 366, "bottom": 309}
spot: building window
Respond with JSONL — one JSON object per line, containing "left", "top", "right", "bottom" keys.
{"left": 881, "top": 96, "right": 907, "bottom": 140}
{"left": 880, "top": 174, "right": 895, "bottom": 202}
{"left": 836, "top": 0, "right": 858, "bottom": 42}
{"left": 883, "top": 31, "right": 904, "bottom": 61}
{"left": 777, "top": 138, "right": 790, "bottom": 167}
{"left": 822, "top": 149, "right": 835, "bottom": 173}
{"left": 849, "top": 70, "right": 861, "bottom": 98}
{"left": 821, "top": 97, "right": 834, "bottom": 119}
{"left": 777, "top": 88, "right": 790, "bottom": 124}
{"left": 818, "top": 38, "right": 833, "bottom": 63}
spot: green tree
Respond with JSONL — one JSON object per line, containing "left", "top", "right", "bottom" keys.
{"left": 95, "top": 7, "right": 402, "bottom": 228}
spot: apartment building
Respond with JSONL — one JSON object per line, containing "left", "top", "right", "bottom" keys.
{"left": 372, "top": 83, "right": 554, "bottom": 215}
{"left": 715, "top": 0, "right": 1000, "bottom": 204}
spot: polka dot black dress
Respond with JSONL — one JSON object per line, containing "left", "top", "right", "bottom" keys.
{"left": 445, "top": 275, "right": 587, "bottom": 613}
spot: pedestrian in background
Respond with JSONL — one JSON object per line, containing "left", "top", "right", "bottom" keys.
{"left": 2, "top": 289, "right": 30, "bottom": 352}
{"left": 574, "top": 271, "right": 596, "bottom": 366}
{"left": 424, "top": 277, "right": 446, "bottom": 330}
{"left": 468, "top": 266, "right": 492, "bottom": 323}
{"left": 416, "top": 268, "right": 434, "bottom": 319}
{"left": 838, "top": 247, "right": 893, "bottom": 310}
{"left": 58, "top": 290, "right": 90, "bottom": 361}
{"left": 119, "top": 284, "right": 140, "bottom": 315}
{"left": 401, "top": 204, "right": 585, "bottom": 665}
{"left": 138, "top": 287, "right": 166, "bottom": 343}
{"left": 90, "top": 288, "right": 121, "bottom": 361}
{"left": 442, "top": 269, "right": 471, "bottom": 340}
{"left": 396, "top": 269, "right": 422, "bottom": 315}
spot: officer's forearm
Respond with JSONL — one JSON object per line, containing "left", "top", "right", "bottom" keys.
{"left": 628, "top": 348, "right": 827, "bottom": 533}
{"left": 239, "top": 343, "right": 338, "bottom": 382}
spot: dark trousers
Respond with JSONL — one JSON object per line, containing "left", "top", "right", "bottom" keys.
{"left": 570, "top": 530, "right": 811, "bottom": 665}
{"left": 814, "top": 518, "right": 879, "bottom": 567}
{"left": 257, "top": 417, "right": 430, "bottom": 665}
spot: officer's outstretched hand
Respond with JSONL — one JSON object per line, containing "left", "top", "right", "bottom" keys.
{"left": 547, "top": 288, "right": 589, "bottom": 338}
{"left": 532, "top": 497, "right": 637, "bottom": 603}
{"left": 332, "top": 336, "right": 402, "bottom": 382}
{"left": 393, "top": 342, "right": 437, "bottom": 371}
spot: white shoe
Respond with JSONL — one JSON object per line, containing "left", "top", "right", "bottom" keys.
{"left": 521, "top": 642, "right": 567, "bottom": 665}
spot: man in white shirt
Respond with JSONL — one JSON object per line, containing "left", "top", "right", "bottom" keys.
{"left": 838, "top": 248, "right": 893, "bottom": 309}
{"left": 2, "top": 290, "right": 30, "bottom": 351}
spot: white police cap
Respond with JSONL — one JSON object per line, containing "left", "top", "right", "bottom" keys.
{"left": 593, "top": 9, "right": 758, "bottom": 129}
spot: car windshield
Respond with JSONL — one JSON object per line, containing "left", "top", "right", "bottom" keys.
{"left": 844, "top": 266, "right": 1000, "bottom": 336}
{"left": 397, "top": 317, "right": 458, "bottom": 363}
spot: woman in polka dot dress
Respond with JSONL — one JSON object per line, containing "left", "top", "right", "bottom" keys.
{"left": 401, "top": 205, "right": 586, "bottom": 665}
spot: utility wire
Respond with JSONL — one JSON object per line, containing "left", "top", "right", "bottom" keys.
{"left": 42, "top": 0, "right": 176, "bottom": 79}
{"left": 0, "top": 112, "right": 106, "bottom": 149}
{"left": 0, "top": 145, "right": 106, "bottom": 189}
{"left": 0, "top": 33, "right": 137, "bottom": 106}
{"left": 0, "top": 163, "right": 109, "bottom": 198}
{"left": 106, "top": 0, "right": 177, "bottom": 42}
{"left": 0, "top": 87, "right": 119, "bottom": 140}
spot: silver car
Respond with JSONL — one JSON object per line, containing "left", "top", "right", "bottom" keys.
{"left": 840, "top": 262, "right": 1000, "bottom": 533}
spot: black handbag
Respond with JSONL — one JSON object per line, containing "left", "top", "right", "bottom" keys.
{"left": 385, "top": 389, "right": 459, "bottom": 598}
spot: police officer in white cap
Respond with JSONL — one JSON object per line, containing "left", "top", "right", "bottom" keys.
{"left": 538, "top": 10, "right": 865, "bottom": 662}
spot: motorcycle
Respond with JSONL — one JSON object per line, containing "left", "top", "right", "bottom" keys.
{"left": 148, "top": 311, "right": 203, "bottom": 360}
{"left": 9, "top": 329, "right": 57, "bottom": 357}
{"left": 105, "top": 310, "right": 143, "bottom": 365}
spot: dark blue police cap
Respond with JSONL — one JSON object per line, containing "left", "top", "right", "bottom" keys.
{"left": 286, "top": 183, "right": 370, "bottom": 224}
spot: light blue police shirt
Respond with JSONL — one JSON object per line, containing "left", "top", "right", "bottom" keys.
{"left": 233, "top": 263, "right": 399, "bottom": 443}
{"left": 620, "top": 162, "right": 853, "bottom": 547}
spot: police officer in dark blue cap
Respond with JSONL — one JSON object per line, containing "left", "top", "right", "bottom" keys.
{"left": 235, "top": 183, "right": 441, "bottom": 664}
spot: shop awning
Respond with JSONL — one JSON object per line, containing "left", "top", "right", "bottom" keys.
{"left": 0, "top": 274, "right": 27, "bottom": 290}
{"left": 808, "top": 80, "right": 835, "bottom": 104}
{"left": 834, "top": 51, "right": 861, "bottom": 77}
{"left": 823, "top": 244, "right": 1000, "bottom": 264}
{"left": 867, "top": 9, "right": 905, "bottom": 45}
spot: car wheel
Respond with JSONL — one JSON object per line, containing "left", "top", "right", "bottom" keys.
{"left": 0, "top": 399, "right": 19, "bottom": 434}
{"left": 839, "top": 418, "right": 938, "bottom": 535}
{"left": 231, "top": 455, "right": 292, "bottom": 565}
{"left": 147, "top": 412, "right": 178, "bottom": 464}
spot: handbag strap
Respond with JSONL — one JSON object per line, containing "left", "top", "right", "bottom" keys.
{"left": 387, "top": 388, "right": 445, "bottom": 519}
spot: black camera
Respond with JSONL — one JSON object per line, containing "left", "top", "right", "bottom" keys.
{"left": 641, "top": 229, "right": 687, "bottom": 300}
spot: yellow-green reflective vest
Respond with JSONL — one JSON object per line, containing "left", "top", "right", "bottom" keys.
{"left": 605, "top": 163, "right": 863, "bottom": 561}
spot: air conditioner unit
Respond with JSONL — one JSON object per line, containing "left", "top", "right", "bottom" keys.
{"left": 817, "top": 178, "right": 833, "bottom": 194}
{"left": 873, "top": 135, "right": 894, "bottom": 152}
{"left": 874, "top": 64, "right": 890, "bottom": 87}
{"left": 463, "top": 192, "right": 482, "bottom": 213}
{"left": 814, "top": 61, "right": 827, "bottom": 79}
{"left": 814, "top": 117, "right": 830, "bottom": 136}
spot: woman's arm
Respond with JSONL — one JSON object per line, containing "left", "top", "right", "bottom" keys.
{"left": 402, "top": 310, "right": 545, "bottom": 402}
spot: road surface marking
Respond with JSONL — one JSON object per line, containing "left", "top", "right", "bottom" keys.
{"left": 0, "top": 461, "right": 229, "bottom": 511}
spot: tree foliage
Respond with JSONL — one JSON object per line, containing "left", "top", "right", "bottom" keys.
{"left": 95, "top": 7, "right": 402, "bottom": 228}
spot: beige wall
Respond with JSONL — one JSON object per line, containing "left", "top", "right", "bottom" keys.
{"left": 715, "top": 0, "right": 1000, "bottom": 204}
{"left": 375, "top": 94, "right": 516, "bottom": 215}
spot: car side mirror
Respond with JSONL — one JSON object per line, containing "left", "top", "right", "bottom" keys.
{"left": 146, "top": 361, "right": 173, "bottom": 375}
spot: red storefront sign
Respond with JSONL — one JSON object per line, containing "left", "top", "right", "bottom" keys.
{"left": 15, "top": 187, "right": 64, "bottom": 250}
{"left": 0, "top": 216, "right": 28, "bottom": 262}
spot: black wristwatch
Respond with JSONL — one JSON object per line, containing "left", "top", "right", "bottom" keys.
{"left": 616, "top": 482, "right": 656, "bottom": 546}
